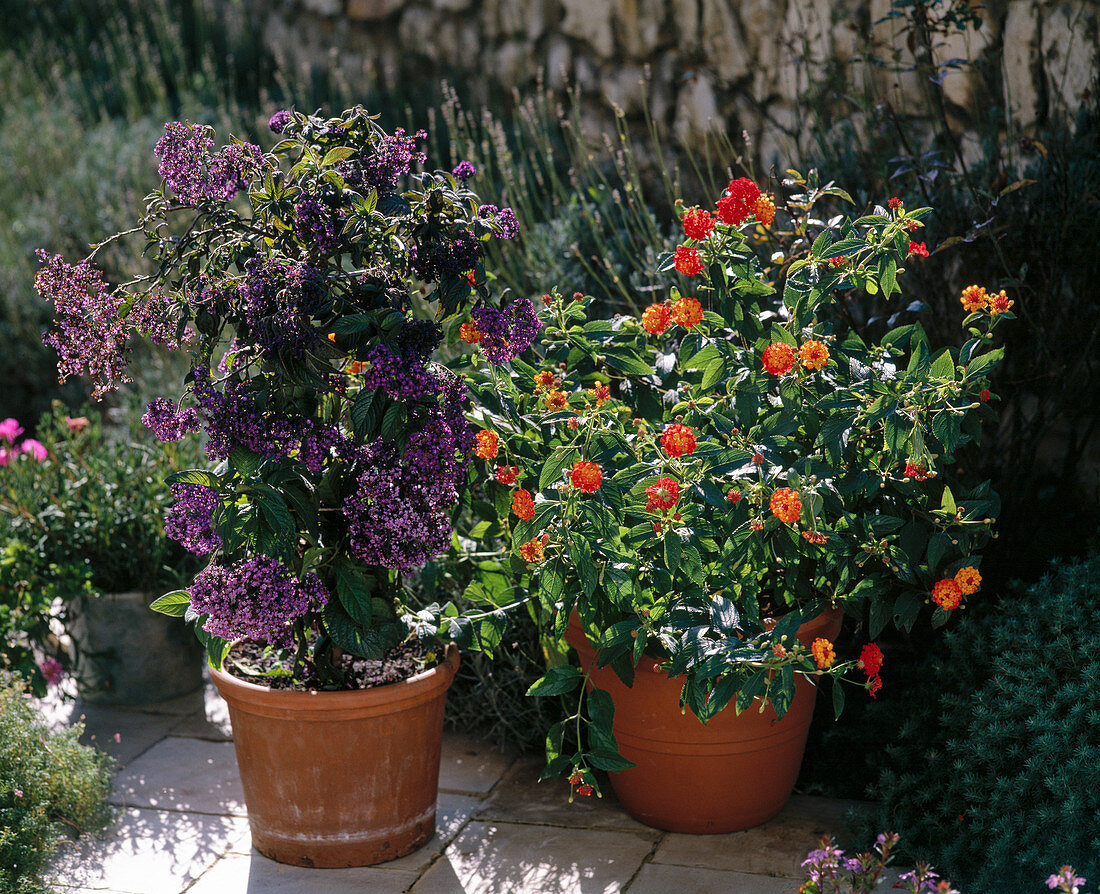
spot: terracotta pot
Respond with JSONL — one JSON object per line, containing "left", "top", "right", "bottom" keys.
{"left": 68, "top": 591, "right": 204, "bottom": 705}
{"left": 566, "top": 607, "right": 843, "bottom": 834}
{"left": 210, "top": 644, "right": 459, "bottom": 867}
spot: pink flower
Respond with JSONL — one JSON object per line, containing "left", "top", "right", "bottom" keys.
{"left": 0, "top": 446, "right": 10, "bottom": 467}
{"left": 18, "top": 439, "right": 47, "bottom": 462}
{"left": 39, "top": 657, "right": 64, "bottom": 688}
{"left": 65, "top": 416, "right": 90, "bottom": 433}
{"left": 0, "top": 418, "right": 23, "bottom": 444}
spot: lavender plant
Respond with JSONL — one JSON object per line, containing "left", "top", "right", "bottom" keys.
{"left": 34, "top": 108, "right": 536, "bottom": 685}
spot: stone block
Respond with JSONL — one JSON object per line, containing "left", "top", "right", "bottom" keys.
{"left": 347, "top": 0, "right": 406, "bottom": 20}
{"left": 186, "top": 852, "right": 418, "bottom": 893}
{"left": 110, "top": 736, "right": 246, "bottom": 816}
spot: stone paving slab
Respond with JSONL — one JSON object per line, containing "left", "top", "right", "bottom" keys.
{"left": 185, "top": 852, "right": 418, "bottom": 893}
{"left": 627, "top": 862, "right": 799, "bottom": 893}
{"left": 50, "top": 807, "right": 249, "bottom": 893}
{"left": 110, "top": 737, "right": 245, "bottom": 816}
{"left": 438, "top": 732, "right": 517, "bottom": 796}
{"left": 410, "top": 820, "right": 658, "bottom": 894}
{"left": 650, "top": 794, "right": 869, "bottom": 878}
{"left": 475, "top": 756, "right": 660, "bottom": 834}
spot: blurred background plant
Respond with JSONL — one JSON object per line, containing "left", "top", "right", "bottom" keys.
{"left": 0, "top": 675, "right": 114, "bottom": 894}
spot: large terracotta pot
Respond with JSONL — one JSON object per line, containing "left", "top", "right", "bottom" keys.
{"left": 566, "top": 607, "right": 843, "bottom": 834}
{"left": 210, "top": 644, "right": 459, "bottom": 867}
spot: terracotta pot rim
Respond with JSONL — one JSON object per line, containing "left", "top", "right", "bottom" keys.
{"left": 210, "top": 642, "right": 459, "bottom": 712}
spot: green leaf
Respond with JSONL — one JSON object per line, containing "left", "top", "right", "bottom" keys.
{"left": 166, "top": 469, "right": 220, "bottom": 489}
{"left": 832, "top": 679, "right": 846, "bottom": 719}
{"left": 527, "top": 664, "right": 583, "bottom": 697}
{"left": 539, "top": 446, "right": 580, "bottom": 490}
{"left": 963, "top": 348, "right": 1004, "bottom": 381}
{"left": 381, "top": 403, "right": 406, "bottom": 441}
{"left": 869, "top": 597, "right": 889, "bottom": 639}
{"left": 930, "top": 348, "right": 955, "bottom": 381}
{"left": 323, "top": 602, "right": 403, "bottom": 659}
{"left": 336, "top": 566, "right": 373, "bottom": 627}
{"left": 150, "top": 589, "right": 190, "bottom": 617}
{"left": 321, "top": 146, "right": 357, "bottom": 166}
{"left": 601, "top": 345, "right": 653, "bottom": 376}
{"left": 351, "top": 390, "right": 381, "bottom": 439}
{"left": 710, "top": 595, "right": 740, "bottom": 632}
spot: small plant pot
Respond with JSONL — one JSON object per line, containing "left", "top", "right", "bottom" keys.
{"left": 566, "top": 607, "right": 843, "bottom": 833}
{"left": 210, "top": 644, "right": 459, "bottom": 868}
{"left": 68, "top": 591, "right": 204, "bottom": 705}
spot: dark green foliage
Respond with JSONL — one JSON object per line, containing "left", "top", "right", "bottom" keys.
{"left": 865, "top": 551, "right": 1100, "bottom": 891}
{"left": 0, "top": 679, "right": 114, "bottom": 894}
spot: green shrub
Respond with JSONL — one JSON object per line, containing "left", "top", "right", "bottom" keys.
{"left": 865, "top": 550, "right": 1100, "bottom": 891}
{"left": 0, "top": 679, "right": 113, "bottom": 894}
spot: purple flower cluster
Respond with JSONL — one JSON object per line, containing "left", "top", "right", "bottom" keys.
{"left": 342, "top": 370, "right": 473, "bottom": 571}
{"left": 193, "top": 370, "right": 301, "bottom": 461}
{"left": 35, "top": 251, "right": 131, "bottom": 398}
{"left": 360, "top": 128, "right": 427, "bottom": 193}
{"left": 142, "top": 397, "right": 201, "bottom": 443}
{"left": 343, "top": 441, "right": 453, "bottom": 571}
{"left": 412, "top": 230, "right": 482, "bottom": 282}
{"left": 230, "top": 258, "right": 324, "bottom": 357}
{"left": 396, "top": 317, "right": 442, "bottom": 361}
{"left": 165, "top": 484, "right": 222, "bottom": 555}
{"left": 188, "top": 556, "right": 328, "bottom": 646}
{"left": 452, "top": 160, "right": 477, "bottom": 181}
{"left": 154, "top": 122, "right": 262, "bottom": 206}
{"left": 361, "top": 345, "right": 440, "bottom": 401}
{"left": 470, "top": 297, "right": 542, "bottom": 364}
{"left": 127, "top": 291, "right": 179, "bottom": 346}
{"left": 294, "top": 198, "right": 343, "bottom": 256}
{"left": 298, "top": 421, "right": 344, "bottom": 473}
{"left": 268, "top": 110, "right": 292, "bottom": 134}
{"left": 476, "top": 205, "right": 518, "bottom": 239}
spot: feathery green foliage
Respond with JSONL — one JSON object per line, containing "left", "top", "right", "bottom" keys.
{"left": 867, "top": 550, "right": 1100, "bottom": 891}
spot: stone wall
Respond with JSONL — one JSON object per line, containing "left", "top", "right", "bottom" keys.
{"left": 256, "top": 0, "right": 1098, "bottom": 162}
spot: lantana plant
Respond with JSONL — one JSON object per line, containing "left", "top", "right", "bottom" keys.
{"left": 34, "top": 107, "right": 537, "bottom": 684}
{"left": 454, "top": 175, "right": 1013, "bottom": 793}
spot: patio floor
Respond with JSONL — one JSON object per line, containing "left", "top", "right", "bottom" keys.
{"left": 43, "top": 676, "right": 876, "bottom": 893}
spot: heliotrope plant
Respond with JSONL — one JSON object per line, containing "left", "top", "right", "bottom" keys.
{"left": 453, "top": 175, "right": 1013, "bottom": 794}
{"left": 34, "top": 107, "right": 537, "bottom": 683}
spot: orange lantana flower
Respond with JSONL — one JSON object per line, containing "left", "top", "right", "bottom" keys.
{"left": 642, "top": 302, "right": 671, "bottom": 335}
{"left": 570, "top": 461, "right": 603, "bottom": 493}
{"left": 811, "top": 638, "right": 836, "bottom": 669}
{"left": 671, "top": 296, "right": 704, "bottom": 328}
{"left": 799, "top": 340, "right": 829, "bottom": 371}
{"left": 474, "top": 430, "right": 499, "bottom": 460}
{"left": 989, "top": 290, "right": 1014, "bottom": 314}
{"left": 511, "top": 489, "right": 535, "bottom": 520}
{"left": 544, "top": 390, "right": 568, "bottom": 410}
{"left": 519, "top": 538, "right": 544, "bottom": 563}
{"left": 769, "top": 487, "right": 802, "bottom": 524}
{"left": 459, "top": 322, "right": 483, "bottom": 344}
{"left": 954, "top": 566, "right": 982, "bottom": 595}
{"left": 660, "top": 423, "right": 697, "bottom": 458}
{"left": 588, "top": 381, "right": 611, "bottom": 406}
{"left": 762, "top": 342, "right": 796, "bottom": 376}
{"left": 752, "top": 194, "right": 776, "bottom": 227}
{"left": 960, "top": 285, "right": 988, "bottom": 313}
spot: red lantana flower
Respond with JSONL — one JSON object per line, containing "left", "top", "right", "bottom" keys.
{"left": 682, "top": 207, "right": 715, "bottom": 241}
{"left": 570, "top": 461, "right": 603, "bottom": 493}
{"left": 576, "top": 784, "right": 594, "bottom": 797}
{"left": 670, "top": 296, "right": 704, "bottom": 328}
{"left": 769, "top": 487, "right": 802, "bottom": 524}
{"left": 474, "top": 430, "right": 499, "bottom": 460}
{"left": 660, "top": 423, "right": 697, "bottom": 457}
{"left": 674, "top": 245, "right": 703, "bottom": 276}
{"left": 642, "top": 302, "right": 671, "bottom": 335}
{"left": 645, "top": 477, "right": 680, "bottom": 512}
{"left": 904, "top": 462, "right": 931, "bottom": 481}
{"left": 726, "top": 489, "right": 742, "bottom": 504}
{"left": 511, "top": 488, "right": 535, "bottom": 520}
{"left": 979, "top": 389, "right": 991, "bottom": 402}
{"left": 887, "top": 196, "right": 901, "bottom": 209}
{"left": 762, "top": 342, "right": 796, "bottom": 375}
{"left": 908, "top": 241, "right": 930, "bottom": 258}
{"left": 858, "top": 643, "right": 884, "bottom": 677}
{"left": 494, "top": 465, "right": 519, "bottom": 485}
{"left": 751, "top": 452, "right": 765, "bottom": 465}
{"left": 931, "top": 578, "right": 963, "bottom": 610}
{"left": 716, "top": 177, "right": 761, "bottom": 226}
